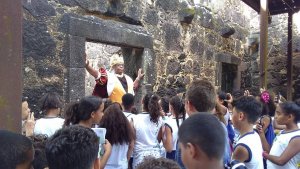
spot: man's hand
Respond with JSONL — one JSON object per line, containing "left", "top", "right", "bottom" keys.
{"left": 25, "top": 112, "right": 35, "bottom": 136}
{"left": 137, "top": 68, "right": 145, "bottom": 80}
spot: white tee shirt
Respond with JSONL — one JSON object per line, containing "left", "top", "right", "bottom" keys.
{"left": 132, "top": 113, "right": 163, "bottom": 168}
{"left": 105, "top": 144, "right": 129, "bottom": 169}
{"left": 267, "top": 129, "right": 300, "bottom": 169}
{"left": 34, "top": 117, "right": 64, "bottom": 137}
{"left": 234, "top": 131, "right": 264, "bottom": 169}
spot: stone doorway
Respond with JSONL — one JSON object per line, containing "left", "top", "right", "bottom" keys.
{"left": 221, "top": 63, "right": 238, "bottom": 93}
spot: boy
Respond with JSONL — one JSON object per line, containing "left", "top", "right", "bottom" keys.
{"left": 231, "top": 96, "right": 264, "bottom": 169}
{"left": 0, "top": 130, "right": 34, "bottom": 169}
{"left": 45, "top": 125, "right": 100, "bottom": 169}
{"left": 178, "top": 113, "right": 226, "bottom": 169}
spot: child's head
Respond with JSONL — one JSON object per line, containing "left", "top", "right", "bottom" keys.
{"left": 29, "top": 134, "right": 48, "bottom": 169}
{"left": 275, "top": 101, "right": 300, "bottom": 125}
{"left": 45, "top": 125, "right": 99, "bottom": 169}
{"left": 64, "top": 96, "right": 104, "bottom": 126}
{"left": 142, "top": 93, "right": 161, "bottom": 123}
{"left": 185, "top": 80, "right": 216, "bottom": 114}
{"left": 100, "top": 103, "right": 134, "bottom": 145}
{"left": 39, "top": 92, "right": 62, "bottom": 115}
{"left": 259, "top": 91, "right": 276, "bottom": 116}
{"left": 217, "top": 91, "right": 229, "bottom": 108}
{"left": 122, "top": 93, "right": 134, "bottom": 111}
{"left": 169, "top": 95, "right": 185, "bottom": 126}
{"left": 178, "top": 113, "right": 225, "bottom": 169}
{"left": 232, "top": 96, "right": 262, "bottom": 129}
{"left": 136, "top": 157, "right": 180, "bottom": 169}
{"left": 0, "top": 130, "right": 34, "bottom": 169}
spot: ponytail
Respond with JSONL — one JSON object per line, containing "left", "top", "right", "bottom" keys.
{"left": 170, "top": 96, "right": 186, "bottom": 128}
{"left": 149, "top": 94, "right": 160, "bottom": 124}
{"left": 64, "top": 102, "right": 80, "bottom": 127}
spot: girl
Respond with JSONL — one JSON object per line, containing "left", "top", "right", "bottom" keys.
{"left": 132, "top": 93, "right": 164, "bottom": 169}
{"left": 263, "top": 101, "right": 300, "bottom": 169}
{"left": 99, "top": 103, "right": 135, "bottom": 169}
{"left": 64, "top": 95, "right": 112, "bottom": 169}
{"left": 34, "top": 92, "right": 64, "bottom": 137}
{"left": 163, "top": 95, "right": 185, "bottom": 160}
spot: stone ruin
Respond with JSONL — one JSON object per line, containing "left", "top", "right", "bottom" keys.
{"left": 22, "top": 0, "right": 300, "bottom": 113}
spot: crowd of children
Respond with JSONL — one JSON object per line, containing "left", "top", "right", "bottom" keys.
{"left": 1, "top": 79, "right": 300, "bottom": 169}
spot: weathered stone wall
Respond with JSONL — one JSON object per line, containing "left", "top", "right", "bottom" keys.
{"left": 22, "top": 0, "right": 255, "bottom": 113}
{"left": 241, "top": 12, "right": 300, "bottom": 99}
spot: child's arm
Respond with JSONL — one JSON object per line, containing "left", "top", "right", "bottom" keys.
{"left": 232, "top": 145, "right": 250, "bottom": 163}
{"left": 263, "top": 137, "right": 300, "bottom": 166}
{"left": 256, "top": 117, "right": 271, "bottom": 152}
{"left": 162, "top": 124, "right": 173, "bottom": 153}
{"left": 100, "top": 139, "right": 112, "bottom": 169}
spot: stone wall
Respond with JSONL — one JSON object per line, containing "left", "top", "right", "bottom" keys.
{"left": 22, "top": 0, "right": 255, "bottom": 113}
{"left": 241, "top": 12, "right": 300, "bottom": 99}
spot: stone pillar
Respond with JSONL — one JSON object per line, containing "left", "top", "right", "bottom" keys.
{"left": 0, "top": 0, "right": 22, "bottom": 132}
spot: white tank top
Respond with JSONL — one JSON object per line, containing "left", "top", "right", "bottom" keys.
{"left": 235, "top": 131, "right": 264, "bottom": 169}
{"left": 267, "top": 129, "right": 300, "bottom": 169}
{"left": 105, "top": 144, "right": 129, "bottom": 169}
{"left": 164, "top": 117, "right": 183, "bottom": 150}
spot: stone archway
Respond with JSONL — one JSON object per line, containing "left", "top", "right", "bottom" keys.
{"left": 60, "top": 15, "right": 154, "bottom": 103}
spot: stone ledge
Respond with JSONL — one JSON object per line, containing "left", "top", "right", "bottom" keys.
{"left": 215, "top": 52, "right": 241, "bottom": 65}
{"left": 61, "top": 15, "right": 153, "bottom": 49}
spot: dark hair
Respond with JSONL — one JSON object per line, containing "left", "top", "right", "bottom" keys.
{"left": 45, "top": 125, "right": 99, "bottom": 169}
{"left": 136, "top": 157, "right": 180, "bottom": 169}
{"left": 30, "top": 135, "right": 48, "bottom": 169}
{"left": 103, "top": 98, "right": 113, "bottom": 112}
{"left": 143, "top": 93, "right": 161, "bottom": 124}
{"left": 122, "top": 93, "right": 135, "bottom": 110}
{"left": 186, "top": 80, "right": 216, "bottom": 112}
{"left": 0, "top": 130, "right": 33, "bottom": 169}
{"left": 64, "top": 96, "right": 103, "bottom": 126}
{"left": 160, "top": 96, "right": 170, "bottom": 114}
{"left": 178, "top": 113, "right": 225, "bottom": 160}
{"left": 169, "top": 95, "right": 185, "bottom": 128}
{"left": 218, "top": 91, "right": 229, "bottom": 108}
{"left": 100, "top": 103, "right": 134, "bottom": 145}
{"left": 232, "top": 96, "right": 262, "bottom": 124}
{"left": 39, "top": 92, "right": 62, "bottom": 113}
{"left": 278, "top": 102, "right": 300, "bottom": 123}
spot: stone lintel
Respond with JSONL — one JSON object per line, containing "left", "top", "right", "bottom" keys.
{"left": 66, "top": 15, "right": 153, "bottom": 49}
{"left": 215, "top": 52, "right": 241, "bottom": 65}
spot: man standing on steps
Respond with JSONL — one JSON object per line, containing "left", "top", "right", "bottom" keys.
{"left": 85, "top": 53, "right": 144, "bottom": 104}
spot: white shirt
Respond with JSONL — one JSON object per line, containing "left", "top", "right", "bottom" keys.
{"left": 267, "top": 129, "right": 300, "bottom": 169}
{"left": 34, "top": 117, "right": 64, "bottom": 137}
{"left": 234, "top": 131, "right": 264, "bottom": 169}
{"left": 105, "top": 144, "right": 129, "bottom": 169}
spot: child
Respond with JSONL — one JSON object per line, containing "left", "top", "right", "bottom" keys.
{"left": 163, "top": 95, "right": 186, "bottom": 160}
{"left": 231, "top": 96, "right": 264, "bottom": 169}
{"left": 64, "top": 96, "right": 112, "bottom": 169}
{"left": 178, "top": 113, "right": 226, "bottom": 169}
{"left": 99, "top": 103, "right": 135, "bottom": 169}
{"left": 0, "top": 130, "right": 34, "bottom": 169}
{"left": 34, "top": 92, "right": 64, "bottom": 137}
{"left": 263, "top": 101, "right": 300, "bottom": 169}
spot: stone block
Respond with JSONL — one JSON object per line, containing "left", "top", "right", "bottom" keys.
{"left": 65, "top": 68, "right": 86, "bottom": 102}
{"left": 220, "top": 26, "right": 235, "bottom": 38}
{"left": 61, "top": 35, "right": 86, "bottom": 68}
{"left": 195, "top": 6, "right": 214, "bottom": 30}
{"left": 61, "top": 15, "right": 153, "bottom": 49}
{"left": 205, "top": 48, "right": 214, "bottom": 60}
{"left": 190, "top": 37, "right": 204, "bottom": 56}
{"left": 23, "top": 20, "right": 56, "bottom": 59}
{"left": 215, "top": 52, "right": 241, "bottom": 64}
{"left": 155, "top": 0, "right": 179, "bottom": 11}
{"left": 206, "top": 33, "right": 216, "bottom": 45}
{"left": 142, "top": 48, "right": 156, "bottom": 85}
{"left": 123, "top": 1, "right": 143, "bottom": 24}
{"left": 163, "top": 23, "right": 181, "bottom": 51}
{"left": 58, "top": 0, "right": 78, "bottom": 7}
{"left": 178, "top": 1, "right": 195, "bottom": 24}
{"left": 22, "top": 0, "right": 56, "bottom": 19}
{"left": 166, "top": 59, "right": 181, "bottom": 75}
{"left": 144, "top": 9, "right": 159, "bottom": 25}
{"left": 75, "top": 0, "right": 109, "bottom": 13}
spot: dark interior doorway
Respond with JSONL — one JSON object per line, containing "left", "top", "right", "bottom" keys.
{"left": 221, "top": 63, "right": 238, "bottom": 93}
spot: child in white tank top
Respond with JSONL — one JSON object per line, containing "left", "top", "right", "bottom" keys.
{"left": 263, "top": 102, "right": 300, "bottom": 169}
